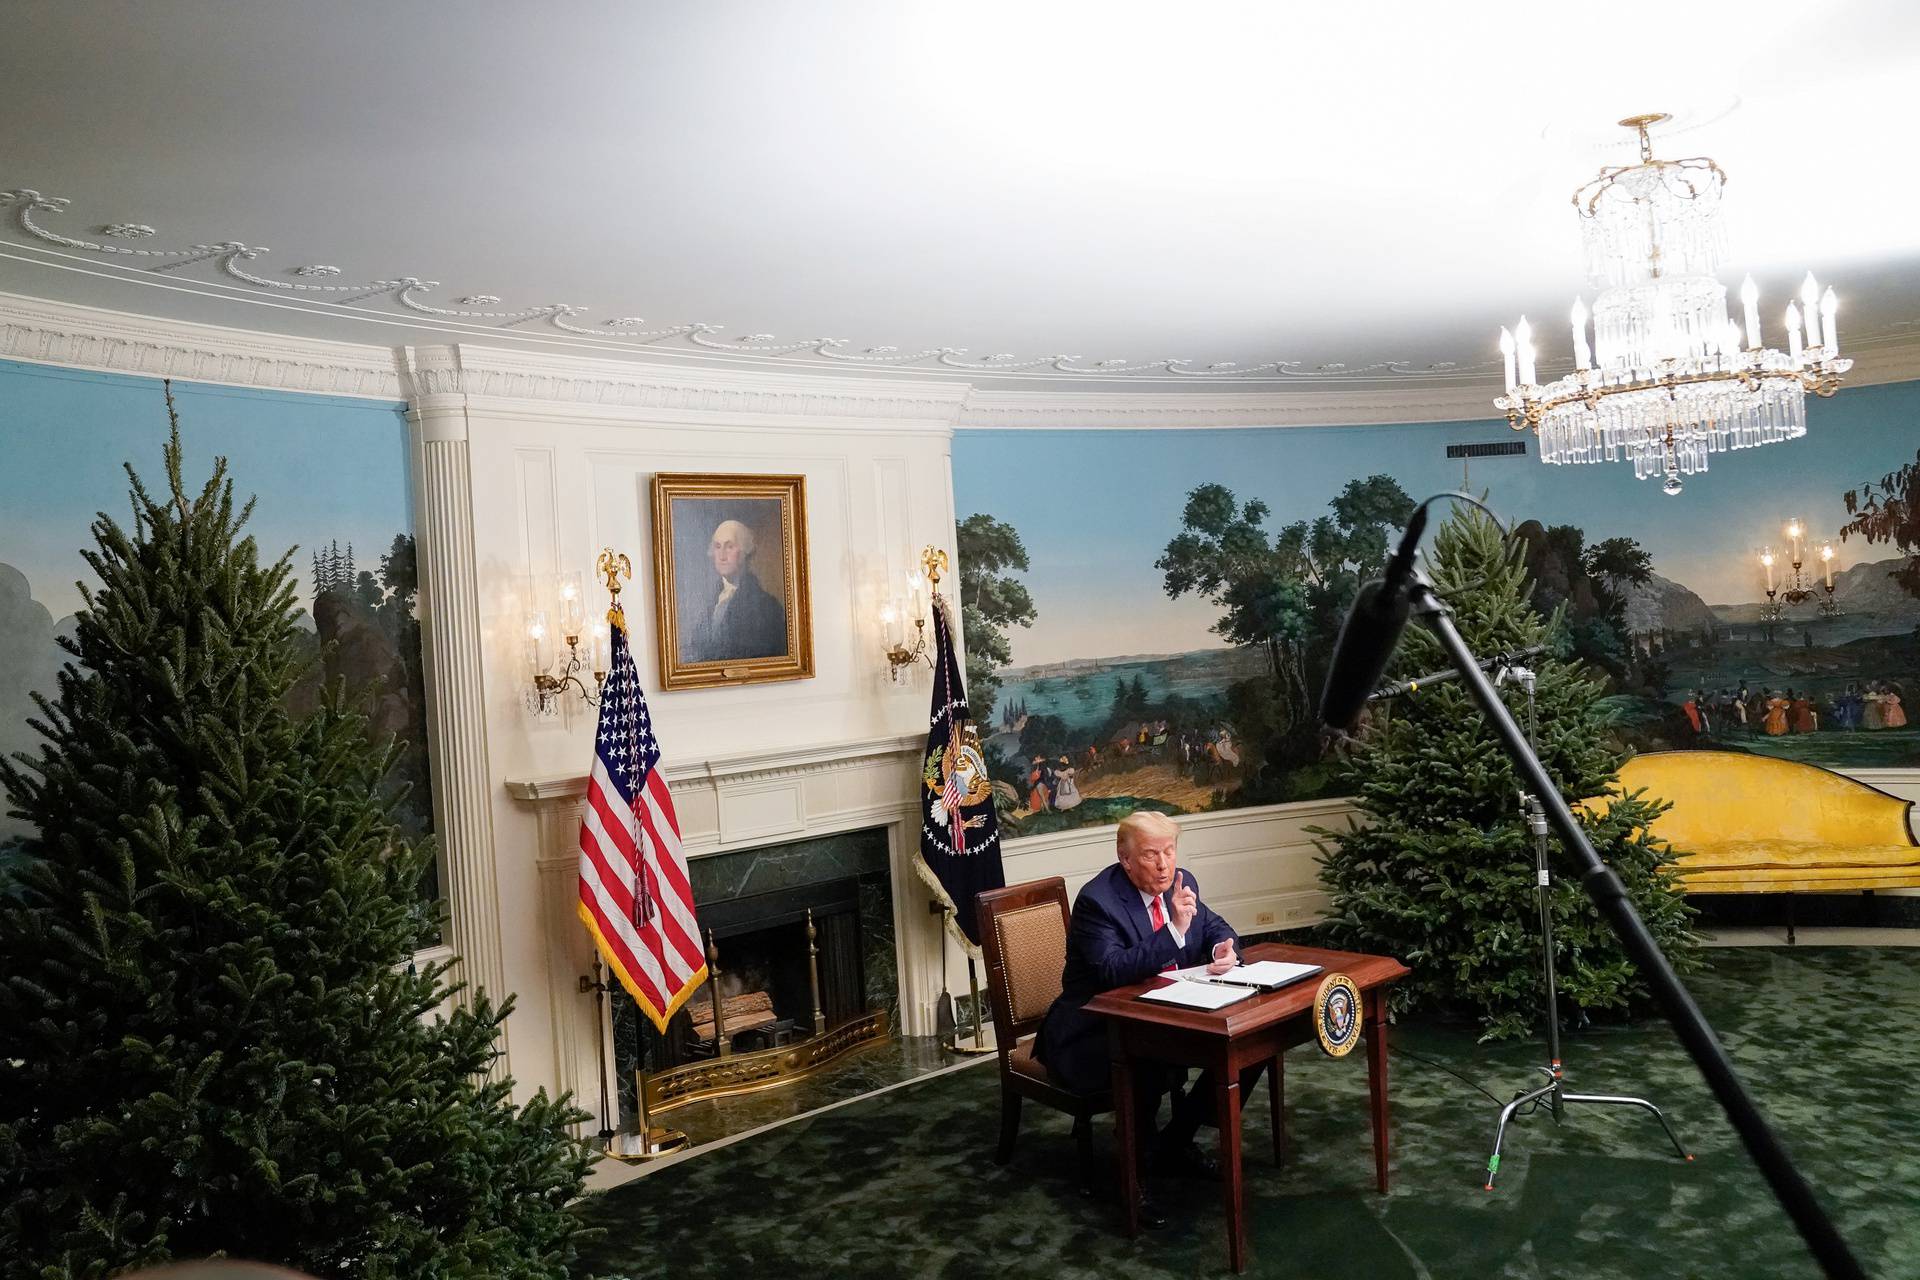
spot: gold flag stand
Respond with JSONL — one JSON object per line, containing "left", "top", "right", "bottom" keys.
{"left": 940, "top": 904, "right": 996, "bottom": 1057}
{"left": 608, "top": 1065, "right": 691, "bottom": 1162}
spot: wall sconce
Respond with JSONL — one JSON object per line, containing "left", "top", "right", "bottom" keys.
{"left": 882, "top": 546, "right": 949, "bottom": 681}
{"left": 526, "top": 569, "right": 610, "bottom": 714}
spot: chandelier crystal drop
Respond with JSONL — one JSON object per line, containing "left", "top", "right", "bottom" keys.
{"left": 1496, "top": 114, "right": 1850, "bottom": 496}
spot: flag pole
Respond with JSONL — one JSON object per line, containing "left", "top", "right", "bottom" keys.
{"left": 588, "top": 547, "right": 692, "bottom": 1163}
{"left": 584, "top": 956, "right": 614, "bottom": 1144}
{"left": 967, "top": 956, "right": 990, "bottom": 1052}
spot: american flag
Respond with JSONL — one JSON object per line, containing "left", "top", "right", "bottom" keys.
{"left": 576, "top": 611, "right": 707, "bottom": 1031}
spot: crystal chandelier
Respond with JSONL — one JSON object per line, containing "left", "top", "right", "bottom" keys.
{"left": 1496, "top": 114, "right": 1851, "bottom": 495}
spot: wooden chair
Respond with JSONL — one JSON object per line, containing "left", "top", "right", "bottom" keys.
{"left": 976, "top": 877, "right": 1111, "bottom": 1189}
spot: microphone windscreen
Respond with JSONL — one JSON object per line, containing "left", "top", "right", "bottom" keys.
{"left": 1319, "top": 579, "right": 1413, "bottom": 729}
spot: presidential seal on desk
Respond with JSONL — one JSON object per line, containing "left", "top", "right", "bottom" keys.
{"left": 1314, "top": 973, "right": 1362, "bottom": 1058}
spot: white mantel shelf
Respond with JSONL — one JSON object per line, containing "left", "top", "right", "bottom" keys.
{"left": 503, "top": 732, "right": 924, "bottom": 803}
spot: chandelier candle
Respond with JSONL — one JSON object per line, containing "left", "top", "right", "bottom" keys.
{"left": 1494, "top": 113, "right": 1851, "bottom": 495}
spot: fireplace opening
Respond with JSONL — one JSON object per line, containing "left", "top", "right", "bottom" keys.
{"left": 612, "top": 827, "right": 897, "bottom": 1124}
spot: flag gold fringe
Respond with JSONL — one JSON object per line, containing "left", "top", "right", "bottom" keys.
{"left": 578, "top": 901, "right": 711, "bottom": 1034}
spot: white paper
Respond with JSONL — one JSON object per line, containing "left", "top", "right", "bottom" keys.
{"left": 1165, "top": 960, "right": 1323, "bottom": 989}
{"left": 1232, "top": 960, "right": 1324, "bottom": 987}
{"left": 1138, "top": 980, "right": 1256, "bottom": 1010}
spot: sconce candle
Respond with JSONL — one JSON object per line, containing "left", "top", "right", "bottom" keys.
{"left": 1820, "top": 543, "right": 1835, "bottom": 588}
{"left": 591, "top": 620, "right": 612, "bottom": 681}
{"left": 526, "top": 609, "right": 554, "bottom": 677}
{"left": 556, "top": 571, "right": 587, "bottom": 643}
{"left": 1760, "top": 549, "right": 1775, "bottom": 592}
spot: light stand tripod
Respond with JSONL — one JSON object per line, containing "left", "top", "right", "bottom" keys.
{"left": 1480, "top": 661, "right": 1689, "bottom": 1191}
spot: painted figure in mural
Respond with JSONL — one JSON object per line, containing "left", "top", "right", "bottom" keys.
{"left": 689, "top": 519, "right": 786, "bottom": 664}
{"left": 1791, "top": 691, "right": 1818, "bottom": 735}
{"left": 1027, "top": 758, "right": 1054, "bottom": 812}
{"left": 1764, "top": 690, "right": 1791, "bottom": 736}
{"left": 1053, "top": 756, "right": 1083, "bottom": 811}
{"left": 1864, "top": 685, "right": 1887, "bottom": 731}
{"left": 1885, "top": 684, "right": 1908, "bottom": 729}
{"left": 1836, "top": 683, "right": 1863, "bottom": 731}
{"left": 1681, "top": 693, "right": 1703, "bottom": 737}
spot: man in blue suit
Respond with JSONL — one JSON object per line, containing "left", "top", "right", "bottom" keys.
{"left": 1035, "top": 810, "right": 1264, "bottom": 1220}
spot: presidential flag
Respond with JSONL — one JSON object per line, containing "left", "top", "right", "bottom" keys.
{"left": 577, "top": 606, "right": 708, "bottom": 1031}
{"left": 916, "top": 594, "right": 1005, "bottom": 951}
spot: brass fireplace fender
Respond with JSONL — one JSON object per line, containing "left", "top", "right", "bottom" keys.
{"left": 642, "top": 1009, "right": 892, "bottom": 1114}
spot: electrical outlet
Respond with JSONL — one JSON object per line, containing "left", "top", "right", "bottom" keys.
{"left": 1254, "top": 911, "right": 1276, "bottom": 925}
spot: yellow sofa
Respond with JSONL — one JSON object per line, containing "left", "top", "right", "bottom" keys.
{"left": 1595, "top": 751, "right": 1920, "bottom": 895}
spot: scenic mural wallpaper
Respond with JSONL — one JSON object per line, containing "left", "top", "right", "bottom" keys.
{"left": 952, "top": 379, "right": 1920, "bottom": 838}
{"left": 0, "top": 362, "right": 433, "bottom": 883}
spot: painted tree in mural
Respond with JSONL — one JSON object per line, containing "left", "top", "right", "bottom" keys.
{"left": 955, "top": 512, "right": 1036, "bottom": 721}
{"left": 1316, "top": 507, "right": 1696, "bottom": 1040}
{"left": 0, "top": 397, "right": 590, "bottom": 1278}
{"left": 1157, "top": 475, "right": 1414, "bottom": 796}
{"left": 1844, "top": 447, "right": 1920, "bottom": 597}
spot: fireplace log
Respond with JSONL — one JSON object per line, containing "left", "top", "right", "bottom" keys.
{"left": 691, "top": 990, "right": 777, "bottom": 1041}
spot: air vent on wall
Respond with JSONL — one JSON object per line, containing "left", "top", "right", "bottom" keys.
{"left": 1445, "top": 441, "right": 1529, "bottom": 460}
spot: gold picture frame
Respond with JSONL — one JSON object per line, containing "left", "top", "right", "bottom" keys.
{"left": 650, "top": 472, "right": 813, "bottom": 690}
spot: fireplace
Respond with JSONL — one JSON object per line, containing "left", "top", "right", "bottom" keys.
{"left": 612, "top": 827, "right": 896, "bottom": 1123}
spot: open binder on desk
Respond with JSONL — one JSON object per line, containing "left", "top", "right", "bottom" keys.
{"left": 1166, "top": 959, "right": 1324, "bottom": 993}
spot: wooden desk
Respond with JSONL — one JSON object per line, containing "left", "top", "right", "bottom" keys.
{"left": 1084, "top": 942, "right": 1410, "bottom": 1274}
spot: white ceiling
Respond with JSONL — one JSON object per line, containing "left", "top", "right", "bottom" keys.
{"left": 3, "top": 0, "right": 1917, "bottom": 391}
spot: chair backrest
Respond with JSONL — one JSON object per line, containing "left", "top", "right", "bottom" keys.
{"left": 975, "top": 878, "right": 1070, "bottom": 1059}
{"left": 1609, "top": 751, "right": 1916, "bottom": 849}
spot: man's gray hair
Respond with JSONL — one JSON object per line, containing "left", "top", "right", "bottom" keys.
{"left": 711, "top": 519, "right": 755, "bottom": 558}
{"left": 1116, "top": 809, "right": 1179, "bottom": 854}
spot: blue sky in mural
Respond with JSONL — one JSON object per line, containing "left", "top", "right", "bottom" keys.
{"left": 0, "top": 359, "right": 411, "bottom": 620}
{"left": 954, "top": 380, "right": 1918, "bottom": 668}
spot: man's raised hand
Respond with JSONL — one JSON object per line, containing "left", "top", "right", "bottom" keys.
{"left": 1170, "top": 872, "right": 1198, "bottom": 934}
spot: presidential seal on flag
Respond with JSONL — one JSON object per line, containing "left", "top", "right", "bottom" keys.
{"left": 923, "top": 722, "right": 992, "bottom": 853}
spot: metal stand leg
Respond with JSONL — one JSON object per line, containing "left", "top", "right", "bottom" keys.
{"left": 1481, "top": 668, "right": 1691, "bottom": 1191}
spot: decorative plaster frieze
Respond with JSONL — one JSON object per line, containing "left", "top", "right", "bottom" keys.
{"left": 3, "top": 186, "right": 1517, "bottom": 385}
{"left": 0, "top": 289, "right": 404, "bottom": 399}
{"left": 958, "top": 386, "right": 1505, "bottom": 430}
{"left": 7, "top": 290, "right": 1918, "bottom": 434}
{"left": 395, "top": 344, "right": 972, "bottom": 424}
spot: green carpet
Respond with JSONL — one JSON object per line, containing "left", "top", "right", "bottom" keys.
{"left": 572, "top": 948, "right": 1920, "bottom": 1279}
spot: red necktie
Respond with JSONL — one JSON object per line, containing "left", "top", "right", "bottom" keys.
{"left": 1148, "top": 894, "right": 1177, "bottom": 972}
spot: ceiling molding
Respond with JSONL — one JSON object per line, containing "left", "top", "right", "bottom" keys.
{"left": 956, "top": 384, "right": 1504, "bottom": 430}
{"left": 7, "top": 289, "right": 1919, "bottom": 436}
{"left": 1, "top": 186, "right": 1509, "bottom": 387}
{"left": 397, "top": 343, "right": 972, "bottom": 426}
{"left": 0, "top": 288, "right": 404, "bottom": 399}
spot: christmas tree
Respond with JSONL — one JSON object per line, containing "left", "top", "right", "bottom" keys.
{"left": 0, "top": 394, "right": 591, "bottom": 1278}
{"left": 1317, "top": 507, "right": 1696, "bottom": 1041}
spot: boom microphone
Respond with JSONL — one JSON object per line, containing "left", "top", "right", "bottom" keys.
{"left": 1319, "top": 499, "right": 1430, "bottom": 729}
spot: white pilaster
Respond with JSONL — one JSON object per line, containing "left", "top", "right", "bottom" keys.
{"left": 409, "top": 386, "right": 511, "bottom": 1068}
